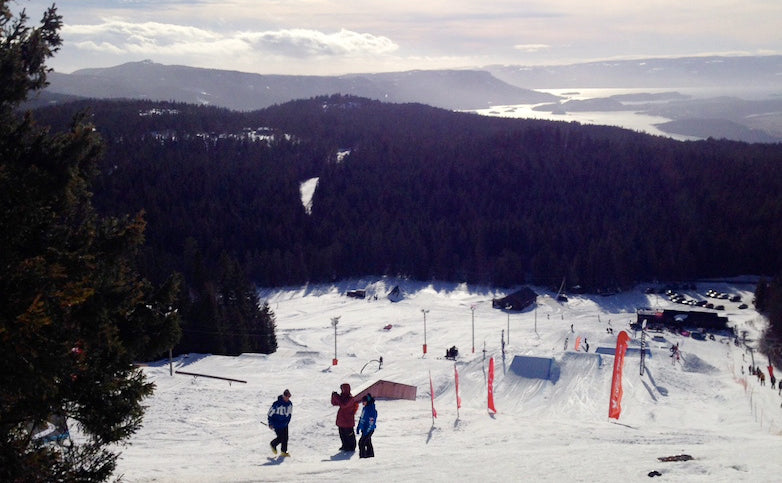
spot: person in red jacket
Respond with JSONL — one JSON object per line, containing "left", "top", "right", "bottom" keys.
{"left": 331, "top": 383, "right": 359, "bottom": 451}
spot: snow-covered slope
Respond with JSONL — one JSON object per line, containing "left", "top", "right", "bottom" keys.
{"left": 113, "top": 280, "right": 782, "bottom": 482}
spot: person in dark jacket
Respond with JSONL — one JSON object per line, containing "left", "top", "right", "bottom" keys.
{"left": 357, "top": 393, "right": 377, "bottom": 458}
{"left": 331, "top": 383, "right": 358, "bottom": 451}
{"left": 268, "top": 389, "right": 293, "bottom": 456}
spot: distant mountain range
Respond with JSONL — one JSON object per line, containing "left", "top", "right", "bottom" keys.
{"left": 42, "top": 60, "right": 556, "bottom": 112}
{"left": 485, "top": 55, "right": 782, "bottom": 91}
{"left": 35, "top": 56, "right": 782, "bottom": 142}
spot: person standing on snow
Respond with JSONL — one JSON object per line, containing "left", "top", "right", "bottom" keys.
{"left": 357, "top": 393, "right": 377, "bottom": 459}
{"left": 268, "top": 389, "right": 293, "bottom": 457}
{"left": 331, "top": 383, "right": 359, "bottom": 451}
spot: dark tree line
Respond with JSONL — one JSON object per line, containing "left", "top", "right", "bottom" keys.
{"left": 756, "top": 278, "right": 782, "bottom": 369}
{"left": 33, "top": 94, "right": 782, "bottom": 320}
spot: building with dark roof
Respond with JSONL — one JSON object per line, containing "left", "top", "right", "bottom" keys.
{"left": 492, "top": 287, "right": 537, "bottom": 311}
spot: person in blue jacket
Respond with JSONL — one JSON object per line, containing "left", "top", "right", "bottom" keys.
{"left": 268, "top": 389, "right": 292, "bottom": 456}
{"left": 357, "top": 393, "right": 377, "bottom": 458}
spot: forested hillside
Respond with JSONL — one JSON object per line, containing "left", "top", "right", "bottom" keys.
{"left": 34, "top": 95, "right": 782, "bottom": 294}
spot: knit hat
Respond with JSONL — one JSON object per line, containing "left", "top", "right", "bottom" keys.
{"left": 362, "top": 393, "right": 374, "bottom": 403}
{"left": 283, "top": 389, "right": 291, "bottom": 397}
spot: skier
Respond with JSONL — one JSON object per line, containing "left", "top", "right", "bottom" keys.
{"left": 267, "top": 389, "right": 292, "bottom": 457}
{"left": 331, "top": 383, "right": 359, "bottom": 452}
{"left": 357, "top": 393, "right": 378, "bottom": 458}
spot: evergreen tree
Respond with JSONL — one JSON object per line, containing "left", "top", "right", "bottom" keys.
{"left": 758, "top": 277, "right": 782, "bottom": 369}
{"left": 0, "top": 3, "right": 180, "bottom": 480}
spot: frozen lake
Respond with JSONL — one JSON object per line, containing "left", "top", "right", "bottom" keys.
{"left": 471, "top": 88, "right": 700, "bottom": 141}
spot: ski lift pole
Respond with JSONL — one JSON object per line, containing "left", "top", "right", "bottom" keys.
{"left": 471, "top": 305, "right": 476, "bottom": 353}
{"left": 534, "top": 306, "right": 538, "bottom": 335}
{"left": 640, "top": 329, "right": 646, "bottom": 376}
{"left": 421, "top": 309, "right": 429, "bottom": 355}
{"left": 501, "top": 330, "right": 506, "bottom": 359}
{"left": 331, "top": 316, "right": 341, "bottom": 365}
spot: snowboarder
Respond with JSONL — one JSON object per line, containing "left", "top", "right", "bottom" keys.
{"left": 268, "top": 389, "right": 292, "bottom": 457}
{"left": 445, "top": 346, "right": 459, "bottom": 360}
{"left": 357, "top": 393, "right": 377, "bottom": 458}
{"left": 331, "top": 383, "right": 359, "bottom": 452}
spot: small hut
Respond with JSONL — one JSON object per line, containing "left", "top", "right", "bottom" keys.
{"left": 492, "top": 287, "right": 537, "bottom": 311}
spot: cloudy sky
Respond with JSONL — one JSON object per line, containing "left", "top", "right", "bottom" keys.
{"left": 15, "top": 0, "right": 782, "bottom": 75}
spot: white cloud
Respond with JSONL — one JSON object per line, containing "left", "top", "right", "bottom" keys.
{"left": 238, "top": 28, "right": 398, "bottom": 58}
{"left": 61, "top": 19, "right": 398, "bottom": 70}
{"left": 513, "top": 44, "right": 550, "bottom": 53}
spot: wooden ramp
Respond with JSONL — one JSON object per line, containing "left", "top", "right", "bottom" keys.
{"left": 354, "top": 380, "right": 417, "bottom": 401}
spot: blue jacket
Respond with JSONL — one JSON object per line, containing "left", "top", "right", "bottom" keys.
{"left": 267, "top": 395, "right": 292, "bottom": 429}
{"left": 357, "top": 402, "right": 377, "bottom": 434}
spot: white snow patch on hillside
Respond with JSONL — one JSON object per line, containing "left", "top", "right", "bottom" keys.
{"left": 113, "top": 280, "right": 782, "bottom": 482}
{"left": 299, "top": 177, "right": 318, "bottom": 214}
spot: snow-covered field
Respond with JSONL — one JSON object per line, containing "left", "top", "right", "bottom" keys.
{"left": 114, "top": 279, "right": 782, "bottom": 482}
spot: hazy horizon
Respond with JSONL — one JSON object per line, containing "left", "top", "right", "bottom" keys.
{"left": 14, "top": 1, "right": 782, "bottom": 77}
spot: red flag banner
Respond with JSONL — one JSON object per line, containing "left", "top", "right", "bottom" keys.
{"left": 429, "top": 370, "right": 437, "bottom": 419}
{"left": 454, "top": 363, "right": 462, "bottom": 409}
{"left": 488, "top": 357, "right": 497, "bottom": 413}
{"left": 768, "top": 365, "right": 775, "bottom": 380}
{"left": 608, "top": 330, "right": 630, "bottom": 420}
{"left": 574, "top": 336, "right": 582, "bottom": 351}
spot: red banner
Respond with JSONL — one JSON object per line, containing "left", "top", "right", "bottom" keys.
{"left": 768, "top": 365, "right": 775, "bottom": 379}
{"left": 429, "top": 371, "right": 437, "bottom": 419}
{"left": 454, "top": 363, "right": 462, "bottom": 409}
{"left": 574, "top": 336, "right": 582, "bottom": 351}
{"left": 608, "top": 331, "right": 630, "bottom": 420}
{"left": 488, "top": 357, "right": 497, "bottom": 413}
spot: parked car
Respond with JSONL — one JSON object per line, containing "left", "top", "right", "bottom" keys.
{"left": 738, "top": 303, "right": 748, "bottom": 309}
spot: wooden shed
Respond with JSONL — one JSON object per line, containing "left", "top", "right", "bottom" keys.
{"left": 492, "top": 286, "right": 538, "bottom": 311}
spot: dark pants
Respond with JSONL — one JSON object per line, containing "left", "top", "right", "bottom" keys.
{"left": 338, "top": 426, "right": 356, "bottom": 451}
{"left": 271, "top": 426, "right": 288, "bottom": 452}
{"left": 359, "top": 430, "right": 374, "bottom": 458}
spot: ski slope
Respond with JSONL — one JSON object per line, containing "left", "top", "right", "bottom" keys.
{"left": 111, "top": 279, "right": 782, "bottom": 482}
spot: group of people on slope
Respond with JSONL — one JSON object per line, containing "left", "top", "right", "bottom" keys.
{"left": 266, "top": 383, "right": 377, "bottom": 459}
{"left": 748, "top": 364, "right": 777, "bottom": 389}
